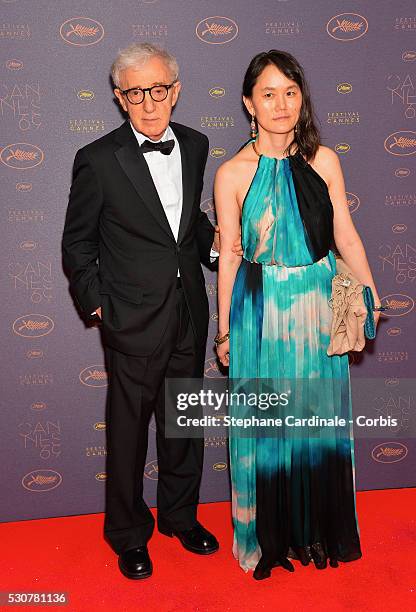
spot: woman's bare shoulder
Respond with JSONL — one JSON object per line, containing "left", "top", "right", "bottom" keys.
{"left": 309, "top": 145, "right": 342, "bottom": 186}
{"left": 310, "top": 145, "right": 340, "bottom": 171}
{"left": 215, "top": 143, "right": 257, "bottom": 183}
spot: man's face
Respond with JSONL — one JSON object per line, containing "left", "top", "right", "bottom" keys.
{"left": 114, "top": 56, "right": 181, "bottom": 141}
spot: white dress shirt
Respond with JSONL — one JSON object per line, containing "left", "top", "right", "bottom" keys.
{"left": 132, "top": 123, "right": 183, "bottom": 243}
{"left": 131, "top": 123, "right": 218, "bottom": 263}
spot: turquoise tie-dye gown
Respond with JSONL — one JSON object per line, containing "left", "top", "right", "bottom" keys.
{"left": 229, "top": 150, "right": 362, "bottom": 572}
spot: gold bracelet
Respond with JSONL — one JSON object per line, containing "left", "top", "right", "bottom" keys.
{"left": 214, "top": 331, "right": 230, "bottom": 345}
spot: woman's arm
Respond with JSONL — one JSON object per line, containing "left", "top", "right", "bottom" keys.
{"left": 313, "top": 147, "right": 382, "bottom": 316}
{"left": 214, "top": 161, "right": 242, "bottom": 365}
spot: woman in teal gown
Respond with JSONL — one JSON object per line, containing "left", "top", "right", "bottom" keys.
{"left": 214, "top": 50, "right": 381, "bottom": 580}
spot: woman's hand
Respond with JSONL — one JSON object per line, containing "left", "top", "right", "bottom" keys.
{"left": 216, "top": 339, "right": 230, "bottom": 367}
{"left": 214, "top": 225, "right": 244, "bottom": 256}
{"left": 374, "top": 310, "right": 381, "bottom": 328}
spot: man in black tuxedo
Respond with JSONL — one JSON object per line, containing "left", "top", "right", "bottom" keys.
{"left": 62, "top": 43, "right": 222, "bottom": 580}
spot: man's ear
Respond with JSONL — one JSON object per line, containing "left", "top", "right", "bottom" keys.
{"left": 114, "top": 88, "right": 128, "bottom": 113}
{"left": 171, "top": 81, "right": 182, "bottom": 108}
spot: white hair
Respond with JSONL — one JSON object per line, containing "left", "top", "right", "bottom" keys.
{"left": 111, "top": 42, "right": 179, "bottom": 88}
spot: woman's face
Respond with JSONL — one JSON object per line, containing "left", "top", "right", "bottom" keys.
{"left": 244, "top": 63, "right": 302, "bottom": 136}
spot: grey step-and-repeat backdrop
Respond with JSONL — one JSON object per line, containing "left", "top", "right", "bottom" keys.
{"left": 1, "top": 0, "right": 415, "bottom": 522}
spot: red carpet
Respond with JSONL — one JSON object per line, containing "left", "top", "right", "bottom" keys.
{"left": 1, "top": 489, "right": 415, "bottom": 611}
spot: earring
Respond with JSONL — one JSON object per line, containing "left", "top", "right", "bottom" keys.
{"left": 250, "top": 115, "right": 257, "bottom": 139}
{"left": 294, "top": 124, "right": 298, "bottom": 134}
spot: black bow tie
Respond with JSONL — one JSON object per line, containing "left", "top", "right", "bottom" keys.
{"left": 140, "top": 139, "right": 175, "bottom": 155}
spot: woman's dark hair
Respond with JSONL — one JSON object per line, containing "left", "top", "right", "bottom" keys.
{"left": 243, "top": 50, "right": 320, "bottom": 161}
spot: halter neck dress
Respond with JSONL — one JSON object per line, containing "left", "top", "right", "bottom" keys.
{"left": 228, "top": 146, "right": 362, "bottom": 571}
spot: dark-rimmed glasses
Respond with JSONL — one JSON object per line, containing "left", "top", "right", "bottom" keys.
{"left": 119, "top": 82, "right": 176, "bottom": 105}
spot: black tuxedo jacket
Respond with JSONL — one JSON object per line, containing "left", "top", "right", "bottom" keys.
{"left": 62, "top": 120, "right": 215, "bottom": 356}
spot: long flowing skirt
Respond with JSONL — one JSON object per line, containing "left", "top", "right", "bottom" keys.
{"left": 229, "top": 252, "right": 362, "bottom": 571}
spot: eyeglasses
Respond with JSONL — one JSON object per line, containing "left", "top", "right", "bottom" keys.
{"left": 119, "top": 82, "right": 176, "bottom": 105}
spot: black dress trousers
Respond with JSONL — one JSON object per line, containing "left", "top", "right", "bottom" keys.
{"left": 103, "top": 283, "right": 206, "bottom": 554}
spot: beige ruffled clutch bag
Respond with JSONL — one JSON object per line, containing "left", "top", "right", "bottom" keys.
{"left": 327, "top": 257, "right": 379, "bottom": 356}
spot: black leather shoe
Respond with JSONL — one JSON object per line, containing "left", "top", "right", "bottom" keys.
{"left": 118, "top": 546, "right": 153, "bottom": 580}
{"left": 159, "top": 521, "right": 219, "bottom": 555}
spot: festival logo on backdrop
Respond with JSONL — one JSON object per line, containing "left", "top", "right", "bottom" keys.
{"left": 8, "top": 260, "right": 52, "bottom": 303}
{"left": 326, "top": 13, "right": 368, "bottom": 41}
{"left": 26, "top": 349, "right": 44, "bottom": 359}
{"left": 213, "top": 462, "right": 227, "bottom": 471}
{"left": 402, "top": 51, "right": 416, "bottom": 62}
{"left": 204, "top": 357, "right": 222, "bottom": 378}
{"left": 391, "top": 224, "right": 408, "bottom": 234}
{"left": 386, "top": 74, "right": 416, "bottom": 119}
{"left": 16, "top": 182, "right": 33, "bottom": 192}
{"left": 19, "top": 239, "right": 38, "bottom": 251}
{"left": 19, "top": 421, "right": 62, "bottom": 459}
{"left": 132, "top": 24, "right": 168, "bottom": 38}
{"left": 196, "top": 16, "right": 238, "bottom": 44}
{"left": 371, "top": 442, "right": 408, "bottom": 463}
{"left": 394, "top": 17, "right": 416, "bottom": 31}
{"left": 201, "top": 198, "right": 215, "bottom": 224}
{"left": 209, "top": 87, "right": 226, "bottom": 98}
{"left": 95, "top": 473, "right": 106, "bottom": 481}
{"left": 0, "top": 143, "right": 44, "bottom": 169}
{"left": 0, "top": 82, "right": 41, "bottom": 130}
{"left": 201, "top": 116, "right": 234, "bottom": 129}
{"left": 77, "top": 90, "right": 95, "bottom": 101}
{"left": 79, "top": 365, "right": 108, "bottom": 388}
{"left": 385, "top": 193, "right": 416, "bottom": 207}
{"left": 144, "top": 460, "right": 158, "bottom": 480}
{"left": 0, "top": 24, "right": 31, "bottom": 39}
{"left": 209, "top": 147, "right": 226, "bottom": 158}
{"left": 378, "top": 243, "right": 416, "bottom": 284}
{"left": 327, "top": 111, "right": 360, "bottom": 125}
{"left": 334, "top": 143, "right": 350, "bottom": 154}
{"left": 60, "top": 18, "right": 104, "bottom": 46}
{"left": 8, "top": 209, "right": 45, "bottom": 223}
{"left": 337, "top": 83, "right": 352, "bottom": 94}
{"left": 5, "top": 59, "right": 23, "bottom": 71}
{"left": 13, "top": 314, "right": 54, "bottom": 338}
{"left": 346, "top": 192, "right": 360, "bottom": 213}
{"left": 19, "top": 373, "right": 53, "bottom": 386}
{"left": 205, "top": 436, "right": 226, "bottom": 448}
{"left": 385, "top": 378, "right": 400, "bottom": 387}
{"left": 31, "top": 402, "right": 47, "bottom": 411}
{"left": 86, "top": 446, "right": 106, "bottom": 457}
{"left": 376, "top": 351, "right": 409, "bottom": 363}
{"left": 68, "top": 119, "right": 105, "bottom": 134}
{"left": 394, "top": 168, "right": 411, "bottom": 178}
{"left": 22, "top": 469, "right": 62, "bottom": 492}
{"left": 265, "top": 20, "right": 302, "bottom": 36}
{"left": 384, "top": 131, "right": 416, "bottom": 155}
{"left": 387, "top": 327, "right": 402, "bottom": 336}
{"left": 381, "top": 293, "right": 414, "bottom": 316}
{"left": 205, "top": 283, "right": 217, "bottom": 297}
{"left": 374, "top": 385, "right": 411, "bottom": 433}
